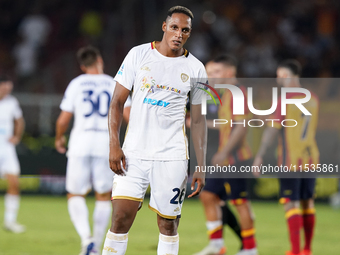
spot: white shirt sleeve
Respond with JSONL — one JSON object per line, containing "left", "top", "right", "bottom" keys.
{"left": 12, "top": 97, "right": 23, "bottom": 119}
{"left": 124, "top": 95, "right": 132, "bottom": 108}
{"left": 114, "top": 47, "right": 138, "bottom": 91}
{"left": 191, "top": 65, "right": 209, "bottom": 105}
{"left": 60, "top": 80, "right": 77, "bottom": 113}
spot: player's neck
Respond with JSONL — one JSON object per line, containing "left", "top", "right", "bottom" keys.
{"left": 156, "top": 41, "right": 184, "bottom": 57}
{"left": 85, "top": 68, "right": 103, "bottom": 75}
{"left": 288, "top": 81, "right": 301, "bottom": 87}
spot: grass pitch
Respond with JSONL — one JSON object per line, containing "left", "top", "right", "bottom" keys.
{"left": 0, "top": 195, "right": 339, "bottom": 255}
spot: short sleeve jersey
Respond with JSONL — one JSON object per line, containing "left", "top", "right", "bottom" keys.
{"left": 60, "top": 74, "right": 131, "bottom": 157}
{"left": 0, "top": 95, "right": 22, "bottom": 149}
{"left": 270, "top": 92, "right": 319, "bottom": 167}
{"left": 114, "top": 42, "right": 207, "bottom": 160}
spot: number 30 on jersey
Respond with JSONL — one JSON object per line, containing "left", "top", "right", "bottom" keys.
{"left": 83, "top": 90, "right": 111, "bottom": 117}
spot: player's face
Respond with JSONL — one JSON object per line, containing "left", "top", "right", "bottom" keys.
{"left": 162, "top": 13, "right": 191, "bottom": 51}
{"left": 0, "top": 81, "right": 13, "bottom": 98}
{"left": 276, "top": 67, "right": 294, "bottom": 87}
{"left": 206, "top": 62, "right": 234, "bottom": 79}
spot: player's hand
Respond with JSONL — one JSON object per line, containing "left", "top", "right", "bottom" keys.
{"left": 55, "top": 136, "right": 67, "bottom": 154}
{"left": 211, "top": 151, "right": 227, "bottom": 166}
{"left": 188, "top": 171, "right": 205, "bottom": 198}
{"left": 8, "top": 136, "right": 20, "bottom": 145}
{"left": 109, "top": 145, "right": 126, "bottom": 176}
{"left": 252, "top": 156, "right": 263, "bottom": 178}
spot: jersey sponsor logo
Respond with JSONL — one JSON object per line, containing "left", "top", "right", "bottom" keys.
{"left": 141, "top": 76, "right": 156, "bottom": 91}
{"left": 143, "top": 98, "right": 170, "bottom": 107}
{"left": 181, "top": 73, "right": 189, "bottom": 82}
{"left": 141, "top": 76, "right": 181, "bottom": 94}
{"left": 117, "top": 64, "right": 124, "bottom": 75}
{"left": 141, "top": 66, "right": 151, "bottom": 71}
{"left": 148, "top": 84, "right": 181, "bottom": 94}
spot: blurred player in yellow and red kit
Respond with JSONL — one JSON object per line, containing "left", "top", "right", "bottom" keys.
{"left": 195, "top": 55, "right": 256, "bottom": 255}
{"left": 254, "top": 60, "right": 319, "bottom": 255}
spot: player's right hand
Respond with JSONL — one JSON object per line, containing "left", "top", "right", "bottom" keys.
{"left": 188, "top": 171, "right": 205, "bottom": 198}
{"left": 55, "top": 136, "right": 66, "bottom": 154}
{"left": 109, "top": 145, "right": 126, "bottom": 176}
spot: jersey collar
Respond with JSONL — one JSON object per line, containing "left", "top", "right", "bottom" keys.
{"left": 151, "top": 41, "right": 189, "bottom": 58}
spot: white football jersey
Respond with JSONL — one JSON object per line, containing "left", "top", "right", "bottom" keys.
{"left": 60, "top": 74, "right": 131, "bottom": 157}
{"left": 0, "top": 95, "right": 22, "bottom": 152}
{"left": 114, "top": 42, "right": 207, "bottom": 160}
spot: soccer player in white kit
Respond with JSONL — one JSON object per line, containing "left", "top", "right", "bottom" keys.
{"left": 55, "top": 46, "right": 131, "bottom": 255}
{"left": 0, "top": 76, "right": 25, "bottom": 233}
{"left": 102, "top": 6, "right": 207, "bottom": 255}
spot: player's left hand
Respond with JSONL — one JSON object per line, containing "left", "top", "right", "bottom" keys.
{"left": 188, "top": 171, "right": 205, "bottom": 198}
{"left": 211, "top": 151, "right": 227, "bottom": 166}
{"left": 8, "top": 136, "right": 20, "bottom": 145}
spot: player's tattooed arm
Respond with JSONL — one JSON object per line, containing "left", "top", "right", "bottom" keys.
{"left": 253, "top": 126, "right": 279, "bottom": 168}
{"left": 9, "top": 117, "right": 25, "bottom": 145}
{"left": 55, "top": 111, "right": 73, "bottom": 154}
{"left": 189, "top": 104, "right": 207, "bottom": 198}
{"left": 108, "top": 82, "right": 130, "bottom": 176}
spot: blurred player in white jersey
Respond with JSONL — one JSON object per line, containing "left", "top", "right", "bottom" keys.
{"left": 102, "top": 6, "right": 207, "bottom": 255}
{"left": 55, "top": 46, "right": 131, "bottom": 255}
{"left": 0, "top": 75, "right": 25, "bottom": 233}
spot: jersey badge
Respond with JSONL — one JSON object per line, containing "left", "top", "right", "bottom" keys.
{"left": 181, "top": 73, "right": 189, "bottom": 83}
{"left": 118, "top": 64, "right": 124, "bottom": 75}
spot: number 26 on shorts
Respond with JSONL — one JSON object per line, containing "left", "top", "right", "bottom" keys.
{"left": 170, "top": 188, "right": 186, "bottom": 204}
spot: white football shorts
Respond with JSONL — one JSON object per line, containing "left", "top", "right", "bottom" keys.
{"left": 111, "top": 158, "right": 188, "bottom": 219}
{"left": 66, "top": 156, "right": 114, "bottom": 195}
{"left": 0, "top": 146, "right": 20, "bottom": 177}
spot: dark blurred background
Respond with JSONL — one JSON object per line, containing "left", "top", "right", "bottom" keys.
{"left": 1, "top": 0, "right": 340, "bottom": 93}
{"left": 0, "top": 0, "right": 339, "bottom": 198}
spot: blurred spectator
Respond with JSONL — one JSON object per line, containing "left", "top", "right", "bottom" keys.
{"left": 18, "top": 7, "right": 51, "bottom": 47}
{"left": 12, "top": 5, "right": 51, "bottom": 79}
{"left": 0, "top": 0, "right": 339, "bottom": 93}
{"left": 12, "top": 38, "right": 37, "bottom": 78}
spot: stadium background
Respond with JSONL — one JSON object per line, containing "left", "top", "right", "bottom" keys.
{"left": 0, "top": 0, "right": 340, "bottom": 254}
{"left": 0, "top": 0, "right": 338, "bottom": 199}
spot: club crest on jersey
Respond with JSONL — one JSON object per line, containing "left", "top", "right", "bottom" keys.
{"left": 181, "top": 73, "right": 189, "bottom": 83}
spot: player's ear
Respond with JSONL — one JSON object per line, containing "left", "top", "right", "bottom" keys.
{"left": 97, "top": 56, "right": 104, "bottom": 66}
{"left": 80, "top": 65, "right": 87, "bottom": 73}
{"left": 162, "top": 21, "right": 167, "bottom": 32}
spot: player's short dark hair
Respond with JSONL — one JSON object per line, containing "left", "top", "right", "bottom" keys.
{"left": 0, "top": 75, "right": 11, "bottom": 84}
{"left": 212, "top": 54, "right": 238, "bottom": 68}
{"left": 278, "top": 59, "right": 302, "bottom": 76}
{"left": 76, "top": 46, "right": 101, "bottom": 67}
{"left": 167, "top": 6, "right": 194, "bottom": 20}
